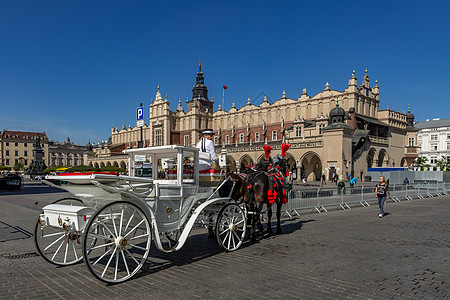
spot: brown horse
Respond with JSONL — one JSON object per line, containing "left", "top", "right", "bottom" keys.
{"left": 230, "top": 157, "right": 289, "bottom": 242}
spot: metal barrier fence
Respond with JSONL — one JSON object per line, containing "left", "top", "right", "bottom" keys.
{"left": 282, "top": 183, "right": 450, "bottom": 216}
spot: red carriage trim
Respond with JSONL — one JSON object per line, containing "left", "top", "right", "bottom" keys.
{"left": 58, "top": 172, "right": 118, "bottom": 176}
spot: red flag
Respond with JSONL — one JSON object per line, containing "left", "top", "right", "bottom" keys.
{"left": 223, "top": 85, "right": 228, "bottom": 90}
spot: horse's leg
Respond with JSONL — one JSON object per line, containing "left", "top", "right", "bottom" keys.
{"left": 257, "top": 201, "right": 264, "bottom": 232}
{"left": 249, "top": 200, "right": 257, "bottom": 242}
{"left": 266, "top": 204, "right": 273, "bottom": 234}
{"left": 276, "top": 201, "right": 283, "bottom": 234}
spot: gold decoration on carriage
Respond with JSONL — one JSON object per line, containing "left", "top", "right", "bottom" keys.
{"left": 57, "top": 216, "right": 63, "bottom": 226}
{"left": 166, "top": 206, "right": 173, "bottom": 214}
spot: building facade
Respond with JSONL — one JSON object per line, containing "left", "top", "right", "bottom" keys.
{"left": 0, "top": 130, "right": 49, "bottom": 169}
{"left": 48, "top": 138, "right": 93, "bottom": 168}
{"left": 415, "top": 118, "right": 450, "bottom": 168}
{"left": 88, "top": 65, "right": 419, "bottom": 181}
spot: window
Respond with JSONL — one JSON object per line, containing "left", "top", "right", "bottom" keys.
{"left": 15, "top": 159, "right": 18, "bottom": 164}
{"left": 15, "top": 150, "right": 19, "bottom": 156}
{"left": 15, "top": 142, "right": 18, "bottom": 147}
{"left": 226, "top": 135, "right": 230, "bottom": 144}
{"left": 154, "top": 128, "right": 162, "bottom": 146}
{"left": 431, "top": 143, "right": 438, "bottom": 151}
{"left": 24, "top": 143, "right": 27, "bottom": 147}
{"left": 255, "top": 132, "right": 260, "bottom": 142}
{"left": 5, "top": 159, "right": 9, "bottom": 165}
{"left": 24, "top": 151, "right": 28, "bottom": 157}
{"left": 184, "top": 135, "right": 189, "bottom": 146}
{"left": 318, "top": 124, "right": 325, "bottom": 135}
{"left": 430, "top": 134, "right": 438, "bottom": 141}
{"left": 239, "top": 133, "right": 244, "bottom": 143}
{"left": 447, "top": 143, "right": 450, "bottom": 150}
{"left": 5, "top": 142, "right": 9, "bottom": 146}
{"left": 447, "top": 134, "right": 450, "bottom": 140}
{"left": 430, "top": 156, "right": 437, "bottom": 164}
{"left": 5, "top": 150, "right": 9, "bottom": 156}
{"left": 272, "top": 130, "right": 277, "bottom": 141}
{"left": 24, "top": 135, "right": 28, "bottom": 139}
{"left": 24, "top": 160, "right": 28, "bottom": 166}
{"left": 214, "top": 136, "right": 218, "bottom": 145}
{"left": 408, "top": 137, "right": 415, "bottom": 146}
{"left": 295, "top": 126, "right": 302, "bottom": 137}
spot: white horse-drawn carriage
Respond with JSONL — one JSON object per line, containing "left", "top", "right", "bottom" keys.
{"left": 35, "top": 145, "right": 247, "bottom": 283}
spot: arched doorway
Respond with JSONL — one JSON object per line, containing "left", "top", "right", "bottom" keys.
{"left": 120, "top": 161, "right": 127, "bottom": 170}
{"left": 400, "top": 157, "right": 407, "bottom": 167}
{"left": 300, "top": 152, "right": 322, "bottom": 182}
{"left": 239, "top": 154, "right": 254, "bottom": 170}
{"left": 100, "top": 162, "right": 105, "bottom": 168}
{"left": 106, "top": 161, "right": 112, "bottom": 167}
{"left": 94, "top": 162, "right": 99, "bottom": 168}
{"left": 377, "top": 149, "right": 387, "bottom": 167}
{"left": 367, "top": 148, "right": 377, "bottom": 168}
{"left": 226, "top": 156, "right": 237, "bottom": 172}
{"left": 113, "top": 161, "right": 119, "bottom": 167}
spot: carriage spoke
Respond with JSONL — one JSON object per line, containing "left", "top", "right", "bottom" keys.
{"left": 72, "top": 243, "right": 78, "bottom": 261}
{"left": 43, "top": 233, "right": 65, "bottom": 251}
{"left": 128, "top": 243, "right": 147, "bottom": 251}
{"left": 123, "top": 219, "right": 145, "bottom": 239}
{"left": 64, "top": 242, "right": 69, "bottom": 264}
{"left": 120, "top": 249, "right": 130, "bottom": 276}
{"left": 97, "top": 219, "right": 115, "bottom": 238}
{"left": 128, "top": 233, "right": 149, "bottom": 241}
{"left": 235, "top": 219, "right": 245, "bottom": 226}
{"left": 101, "top": 247, "right": 117, "bottom": 278}
{"left": 123, "top": 209, "right": 136, "bottom": 234}
{"left": 227, "top": 231, "right": 232, "bottom": 249}
{"left": 119, "top": 205, "right": 124, "bottom": 235}
{"left": 87, "top": 231, "right": 110, "bottom": 240}
{"left": 87, "top": 241, "right": 115, "bottom": 251}
{"left": 51, "top": 240, "right": 65, "bottom": 261}
{"left": 110, "top": 207, "right": 118, "bottom": 237}
{"left": 114, "top": 249, "right": 119, "bottom": 281}
{"left": 124, "top": 248, "right": 140, "bottom": 265}
{"left": 42, "top": 232, "right": 65, "bottom": 238}
{"left": 92, "top": 247, "right": 113, "bottom": 266}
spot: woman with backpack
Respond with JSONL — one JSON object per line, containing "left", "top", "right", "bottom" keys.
{"left": 375, "top": 176, "right": 391, "bottom": 218}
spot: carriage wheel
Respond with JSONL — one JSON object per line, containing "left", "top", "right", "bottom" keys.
{"left": 82, "top": 201, "right": 152, "bottom": 283}
{"left": 34, "top": 197, "right": 85, "bottom": 266}
{"left": 216, "top": 203, "right": 247, "bottom": 252}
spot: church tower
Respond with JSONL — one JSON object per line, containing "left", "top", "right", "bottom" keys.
{"left": 186, "top": 61, "right": 214, "bottom": 113}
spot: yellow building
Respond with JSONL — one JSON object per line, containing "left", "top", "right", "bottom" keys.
{"left": 0, "top": 131, "right": 49, "bottom": 169}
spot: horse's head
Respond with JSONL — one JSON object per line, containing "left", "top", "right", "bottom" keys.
{"left": 273, "top": 155, "right": 290, "bottom": 178}
{"left": 229, "top": 173, "right": 246, "bottom": 201}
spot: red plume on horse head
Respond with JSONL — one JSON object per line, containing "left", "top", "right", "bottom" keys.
{"left": 281, "top": 143, "right": 291, "bottom": 157}
{"left": 264, "top": 145, "right": 273, "bottom": 158}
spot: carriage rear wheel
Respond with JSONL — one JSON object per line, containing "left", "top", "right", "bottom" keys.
{"left": 34, "top": 197, "right": 85, "bottom": 266}
{"left": 216, "top": 203, "right": 247, "bottom": 252}
{"left": 82, "top": 201, "right": 152, "bottom": 283}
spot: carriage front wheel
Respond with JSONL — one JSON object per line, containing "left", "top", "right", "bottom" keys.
{"left": 216, "top": 203, "right": 247, "bottom": 252}
{"left": 82, "top": 201, "right": 152, "bottom": 283}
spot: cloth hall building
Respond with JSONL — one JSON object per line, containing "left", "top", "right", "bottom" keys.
{"left": 88, "top": 64, "right": 419, "bottom": 182}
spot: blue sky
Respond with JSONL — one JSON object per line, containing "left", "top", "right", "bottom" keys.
{"left": 1, "top": 0, "right": 449, "bottom": 145}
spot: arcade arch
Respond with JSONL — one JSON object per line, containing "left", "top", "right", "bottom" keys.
{"left": 377, "top": 149, "right": 388, "bottom": 167}
{"left": 239, "top": 154, "right": 254, "bottom": 170}
{"left": 120, "top": 161, "right": 127, "bottom": 170}
{"left": 367, "top": 148, "right": 377, "bottom": 168}
{"left": 113, "top": 161, "right": 119, "bottom": 167}
{"left": 299, "top": 151, "right": 322, "bottom": 182}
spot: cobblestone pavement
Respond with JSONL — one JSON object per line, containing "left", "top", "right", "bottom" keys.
{"left": 0, "top": 182, "right": 449, "bottom": 299}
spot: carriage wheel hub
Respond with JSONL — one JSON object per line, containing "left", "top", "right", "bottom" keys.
{"left": 230, "top": 224, "right": 238, "bottom": 231}
{"left": 115, "top": 237, "right": 127, "bottom": 248}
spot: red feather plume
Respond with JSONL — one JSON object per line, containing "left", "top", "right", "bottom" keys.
{"left": 264, "top": 145, "right": 273, "bottom": 158}
{"left": 281, "top": 143, "right": 291, "bottom": 157}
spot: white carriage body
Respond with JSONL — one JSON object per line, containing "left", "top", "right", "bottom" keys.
{"left": 44, "top": 145, "right": 227, "bottom": 234}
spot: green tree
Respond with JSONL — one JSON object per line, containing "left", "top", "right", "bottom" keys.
{"left": 13, "top": 162, "right": 24, "bottom": 172}
{"left": 412, "top": 156, "right": 429, "bottom": 170}
{"left": 436, "top": 156, "right": 450, "bottom": 171}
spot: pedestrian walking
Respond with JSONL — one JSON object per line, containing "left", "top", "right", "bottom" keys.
{"left": 321, "top": 174, "right": 326, "bottom": 185}
{"left": 375, "top": 176, "right": 391, "bottom": 218}
{"left": 335, "top": 174, "right": 339, "bottom": 185}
